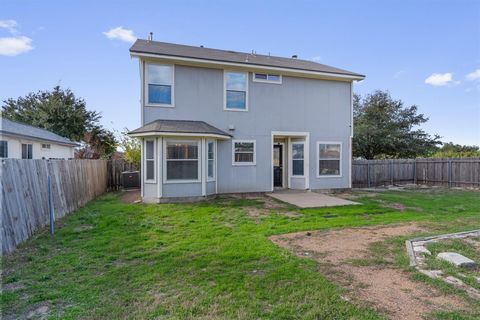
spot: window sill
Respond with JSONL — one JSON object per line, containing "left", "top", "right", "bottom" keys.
{"left": 224, "top": 108, "right": 248, "bottom": 112}
{"left": 164, "top": 179, "right": 201, "bottom": 184}
{"left": 232, "top": 163, "right": 256, "bottom": 166}
{"left": 145, "top": 180, "right": 157, "bottom": 184}
{"left": 316, "top": 175, "right": 342, "bottom": 178}
{"left": 145, "top": 104, "right": 175, "bottom": 108}
{"left": 291, "top": 175, "right": 305, "bottom": 178}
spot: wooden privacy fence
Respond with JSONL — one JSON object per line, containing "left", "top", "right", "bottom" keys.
{"left": 107, "top": 159, "right": 139, "bottom": 191}
{"left": 1, "top": 159, "right": 108, "bottom": 255}
{"left": 352, "top": 158, "right": 480, "bottom": 188}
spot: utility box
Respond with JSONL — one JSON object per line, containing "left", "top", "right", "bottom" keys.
{"left": 122, "top": 171, "right": 140, "bottom": 189}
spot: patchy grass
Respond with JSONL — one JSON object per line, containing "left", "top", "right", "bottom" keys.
{"left": 424, "top": 238, "right": 480, "bottom": 291}
{"left": 1, "top": 189, "right": 480, "bottom": 319}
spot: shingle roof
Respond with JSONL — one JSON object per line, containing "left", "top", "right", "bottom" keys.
{"left": 130, "top": 40, "right": 364, "bottom": 79}
{"left": 128, "top": 119, "right": 232, "bottom": 138}
{"left": 0, "top": 118, "right": 79, "bottom": 146}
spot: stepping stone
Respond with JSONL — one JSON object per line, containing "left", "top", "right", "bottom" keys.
{"left": 437, "top": 252, "right": 476, "bottom": 268}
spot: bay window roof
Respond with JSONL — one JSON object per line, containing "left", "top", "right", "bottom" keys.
{"left": 128, "top": 119, "right": 232, "bottom": 139}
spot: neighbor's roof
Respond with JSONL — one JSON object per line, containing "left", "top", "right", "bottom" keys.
{"left": 128, "top": 119, "right": 232, "bottom": 138}
{"left": 130, "top": 40, "right": 364, "bottom": 79}
{"left": 0, "top": 118, "right": 79, "bottom": 146}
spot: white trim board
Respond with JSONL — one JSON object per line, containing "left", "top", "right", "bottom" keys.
{"left": 132, "top": 52, "right": 365, "bottom": 81}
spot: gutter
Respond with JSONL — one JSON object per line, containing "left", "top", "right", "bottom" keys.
{"left": 0, "top": 131, "right": 80, "bottom": 147}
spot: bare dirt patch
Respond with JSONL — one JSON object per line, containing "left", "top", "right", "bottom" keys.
{"left": 121, "top": 190, "right": 141, "bottom": 204}
{"left": 244, "top": 196, "right": 301, "bottom": 223}
{"left": 270, "top": 224, "right": 466, "bottom": 320}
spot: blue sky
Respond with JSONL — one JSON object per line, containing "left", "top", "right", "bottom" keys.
{"left": 1, "top": 0, "right": 479, "bottom": 145}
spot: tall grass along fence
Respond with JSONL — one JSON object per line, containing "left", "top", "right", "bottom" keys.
{"left": 1, "top": 159, "right": 109, "bottom": 255}
{"left": 352, "top": 158, "right": 480, "bottom": 188}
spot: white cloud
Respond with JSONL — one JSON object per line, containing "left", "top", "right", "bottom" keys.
{"left": 0, "top": 36, "right": 33, "bottom": 56}
{"left": 310, "top": 56, "right": 322, "bottom": 63}
{"left": 466, "top": 69, "right": 480, "bottom": 81}
{"left": 0, "top": 19, "right": 18, "bottom": 33}
{"left": 103, "top": 27, "right": 136, "bottom": 43}
{"left": 393, "top": 70, "right": 406, "bottom": 79}
{"left": 425, "top": 73, "right": 454, "bottom": 86}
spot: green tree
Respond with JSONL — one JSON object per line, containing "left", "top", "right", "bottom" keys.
{"left": 431, "top": 142, "right": 480, "bottom": 158}
{"left": 2, "top": 86, "right": 117, "bottom": 159}
{"left": 353, "top": 90, "right": 440, "bottom": 159}
{"left": 118, "top": 128, "right": 140, "bottom": 166}
{"left": 1, "top": 86, "right": 99, "bottom": 141}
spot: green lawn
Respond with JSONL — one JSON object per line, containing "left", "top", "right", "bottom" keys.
{"left": 1, "top": 189, "right": 480, "bottom": 319}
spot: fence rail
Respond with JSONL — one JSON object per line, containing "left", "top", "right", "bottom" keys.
{"left": 352, "top": 158, "right": 480, "bottom": 188}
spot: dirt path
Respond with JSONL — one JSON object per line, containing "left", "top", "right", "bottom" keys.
{"left": 270, "top": 224, "right": 466, "bottom": 320}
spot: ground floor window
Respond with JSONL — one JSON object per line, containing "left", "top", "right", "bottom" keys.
{"left": 207, "top": 140, "right": 215, "bottom": 180}
{"left": 232, "top": 140, "right": 255, "bottom": 165}
{"left": 0, "top": 141, "right": 7, "bottom": 158}
{"left": 145, "top": 140, "right": 155, "bottom": 182}
{"left": 21, "top": 143, "right": 32, "bottom": 159}
{"left": 317, "top": 142, "right": 341, "bottom": 176}
{"left": 166, "top": 140, "right": 199, "bottom": 181}
{"left": 292, "top": 142, "right": 305, "bottom": 176}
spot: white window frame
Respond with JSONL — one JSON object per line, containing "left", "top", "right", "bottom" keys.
{"left": 291, "top": 141, "right": 305, "bottom": 177}
{"left": 41, "top": 143, "right": 51, "bottom": 150}
{"left": 144, "top": 62, "right": 175, "bottom": 108}
{"left": 224, "top": 70, "right": 249, "bottom": 112}
{"left": 232, "top": 139, "right": 256, "bottom": 166}
{"left": 252, "top": 72, "right": 282, "bottom": 84}
{"left": 144, "top": 139, "right": 156, "bottom": 183}
{"left": 207, "top": 140, "right": 216, "bottom": 181}
{"left": 316, "top": 141, "right": 342, "bottom": 178}
{"left": 163, "top": 139, "right": 201, "bottom": 184}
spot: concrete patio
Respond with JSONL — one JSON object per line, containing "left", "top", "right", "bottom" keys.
{"left": 266, "top": 190, "right": 358, "bottom": 208}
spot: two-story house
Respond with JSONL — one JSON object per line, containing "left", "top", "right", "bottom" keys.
{"left": 128, "top": 39, "right": 364, "bottom": 203}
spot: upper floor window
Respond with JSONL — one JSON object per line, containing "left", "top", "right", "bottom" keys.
{"left": 317, "top": 142, "right": 342, "bottom": 177}
{"left": 146, "top": 63, "right": 174, "bottom": 107}
{"left": 253, "top": 73, "right": 282, "bottom": 84}
{"left": 225, "top": 71, "right": 248, "bottom": 111}
{"left": 22, "top": 143, "right": 32, "bottom": 159}
{"left": 0, "top": 141, "right": 7, "bottom": 158}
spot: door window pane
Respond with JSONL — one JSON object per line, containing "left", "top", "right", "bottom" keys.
{"left": 292, "top": 143, "right": 304, "bottom": 176}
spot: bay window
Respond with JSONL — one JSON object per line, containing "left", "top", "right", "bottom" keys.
{"left": 207, "top": 141, "right": 215, "bottom": 180}
{"left": 145, "top": 140, "right": 155, "bottom": 182}
{"left": 317, "top": 142, "right": 342, "bottom": 177}
{"left": 166, "top": 140, "right": 199, "bottom": 181}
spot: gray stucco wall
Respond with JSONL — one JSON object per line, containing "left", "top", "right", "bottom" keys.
{"left": 142, "top": 63, "right": 352, "bottom": 197}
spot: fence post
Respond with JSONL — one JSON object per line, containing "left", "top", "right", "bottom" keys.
{"left": 448, "top": 160, "right": 452, "bottom": 188}
{"left": 390, "top": 160, "right": 394, "bottom": 185}
{"left": 413, "top": 159, "right": 417, "bottom": 185}
{"left": 48, "top": 175, "right": 55, "bottom": 237}
{"left": 367, "top": 162, "right": 371, "bottom": 188}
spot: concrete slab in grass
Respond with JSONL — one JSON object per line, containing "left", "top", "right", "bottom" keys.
{"left": 267, "top": 191, "right": 359, "bottom": 208}
{"left": 437, "top": 252, "right": 476, "bottom": 268}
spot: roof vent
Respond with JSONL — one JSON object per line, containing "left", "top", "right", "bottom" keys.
{"left": 148, "top": 32, "right": 153, "bottom": 41}
{"left": 291, "top": 55, "right": 298, "bottom": 59}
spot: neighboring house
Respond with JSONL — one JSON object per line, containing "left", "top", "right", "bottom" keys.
{"left": 0, "top": 118, "right": 78, "bottom": 159}
{"left": 128, "top": 39, "right": 364, "bottom": 203}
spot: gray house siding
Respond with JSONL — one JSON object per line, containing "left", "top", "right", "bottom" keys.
{"left": 142, "top": 63, "right": 352, "bottom": 199}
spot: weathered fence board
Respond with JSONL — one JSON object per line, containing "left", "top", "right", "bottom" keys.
{"left": 107, "top": 159, "right": 138, "bottom": 191}
{"left": 1, "top": 159, "right": 108, "bottom": 255}
{"left": 353, "top": 158, "right": 480, "bottom": 188}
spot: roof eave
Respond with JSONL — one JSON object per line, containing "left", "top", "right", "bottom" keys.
{"left": 0, "top": 131, "right": 80, "bottom": 147}
{"left": 129, "top": 51, "right": 365, "bottom": 81}
{"left": 128, "top": 131, "right": 232, "bottom": 140}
